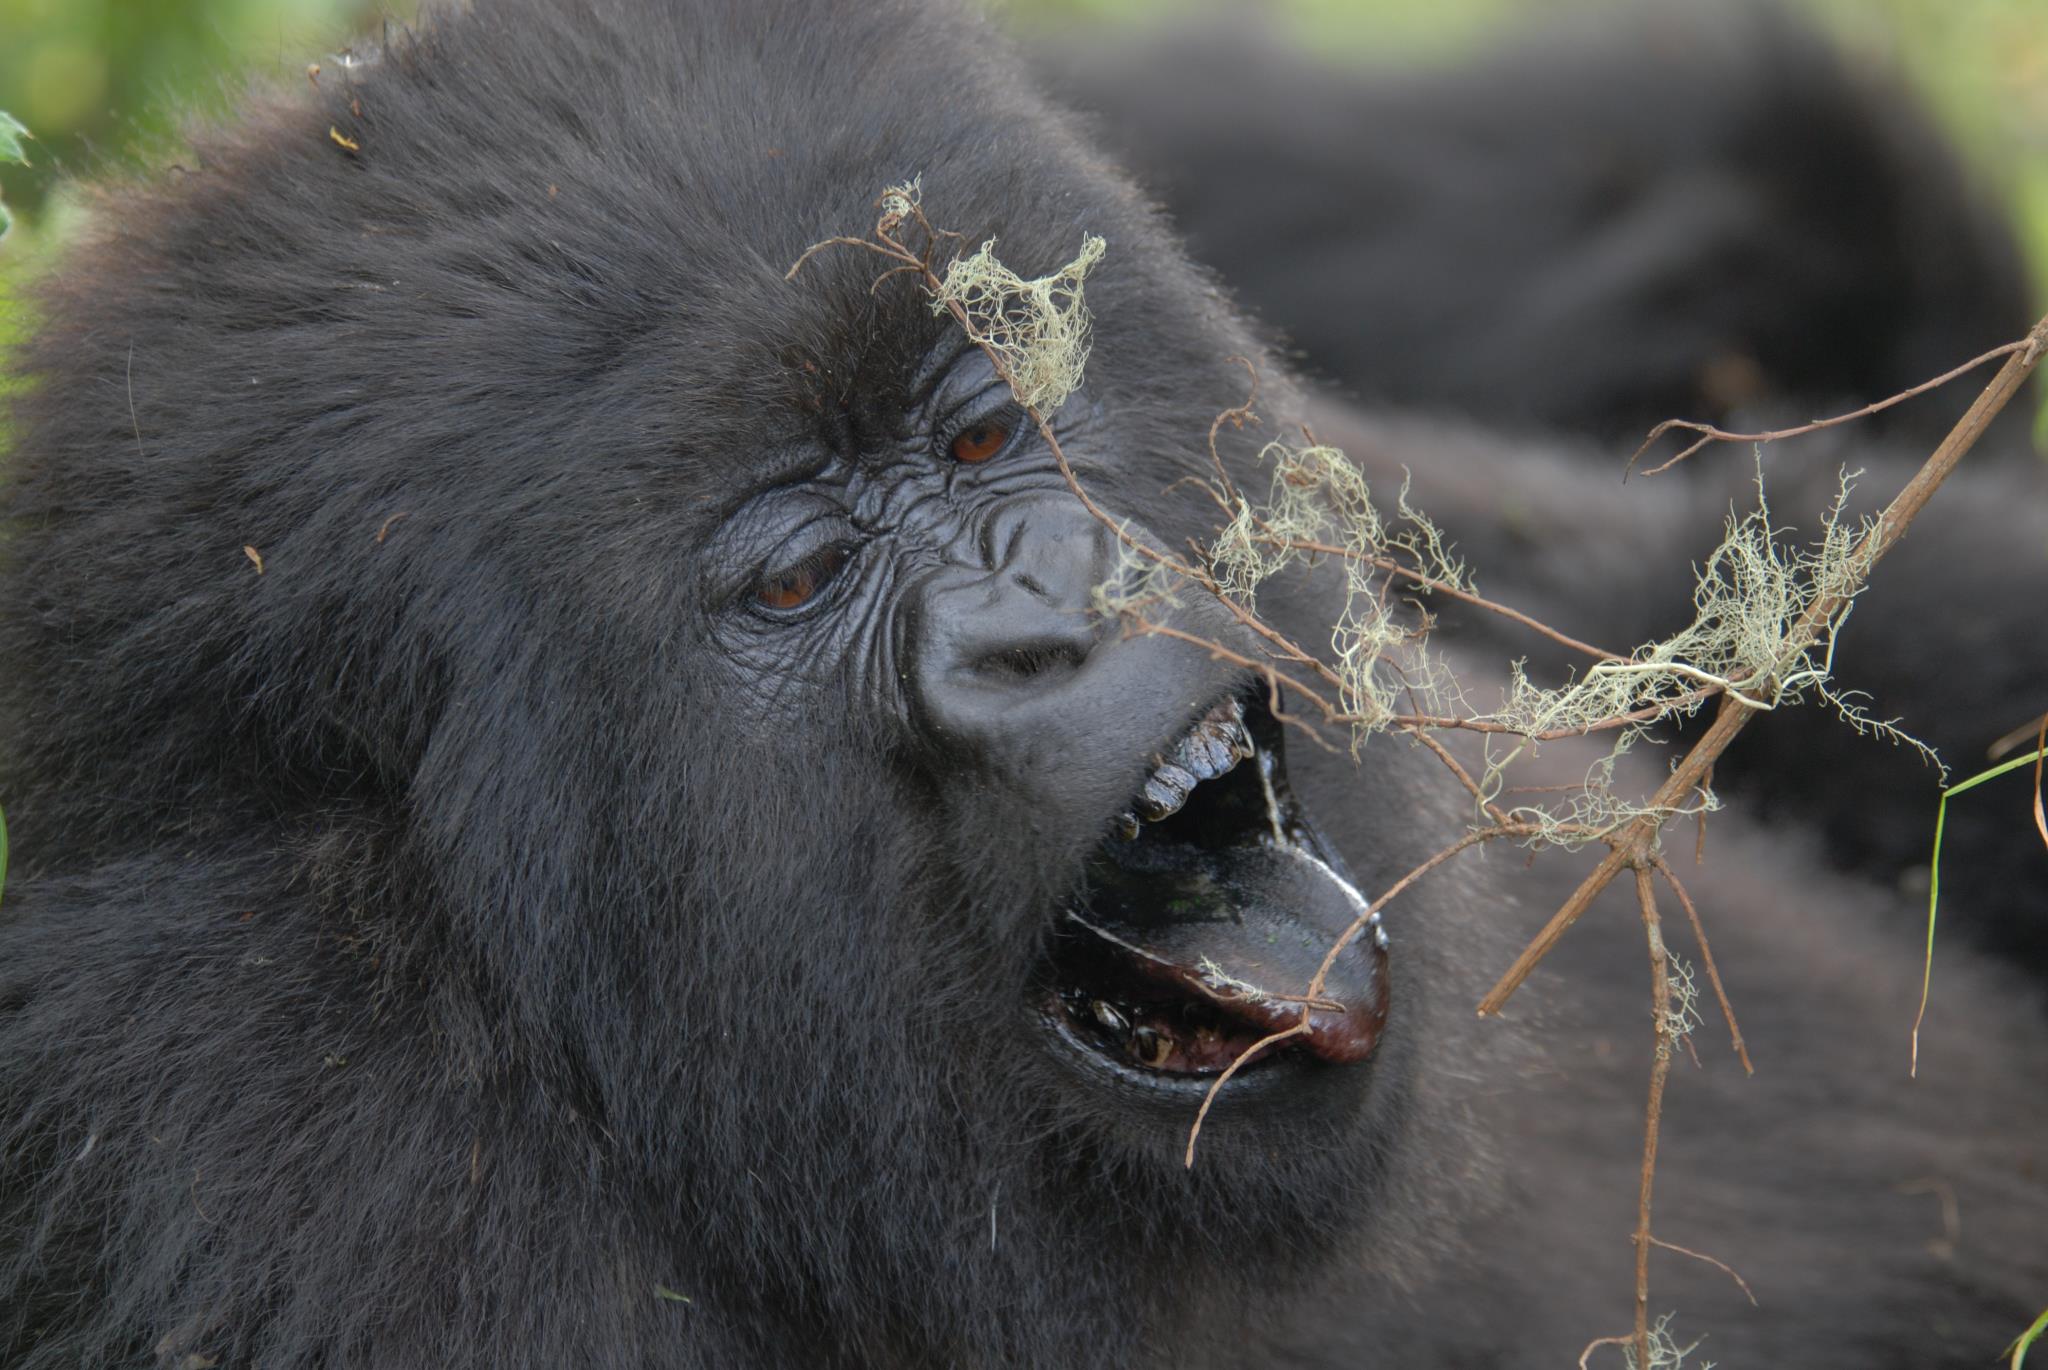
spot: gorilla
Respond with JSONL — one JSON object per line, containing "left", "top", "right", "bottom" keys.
{"left": 0, "top": 1, "right": 2043, "bottom": 1367}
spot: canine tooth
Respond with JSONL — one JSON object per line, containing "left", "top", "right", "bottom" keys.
{"left": 1111, "top": 812, "right": 1141, "bottom": 841}
{"left": 1129, "top": 1025, "right": 1171, "bottom": 1068}
{"left": 1090, "top": 1000, "right": 1129, "bottom": 1035}
{"left": 1222, "top": 719, "right": 1255, "bottom": 760}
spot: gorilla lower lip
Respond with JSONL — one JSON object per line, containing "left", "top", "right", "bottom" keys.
{"left": 1045, "top": 691, "right": 1390, "bottom": 1079}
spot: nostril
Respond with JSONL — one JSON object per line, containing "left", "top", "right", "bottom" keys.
{"left": 972, "top": 638, "right": 1091, "bottom": 683}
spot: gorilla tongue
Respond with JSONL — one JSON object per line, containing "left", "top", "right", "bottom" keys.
{"left": 1067, "top": 841, "right": 1389, "bottom": 1069}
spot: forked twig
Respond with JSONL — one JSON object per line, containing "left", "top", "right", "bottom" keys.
{"left": 1627, "top": 338, "right": 2031, "bottom": 476}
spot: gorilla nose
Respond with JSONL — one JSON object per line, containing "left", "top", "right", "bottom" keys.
{"left": 908, "top": 494, "right": 1248, "bottom": 805}
{"left": 922, "top": 495, "right": 1113, "bottom": 692}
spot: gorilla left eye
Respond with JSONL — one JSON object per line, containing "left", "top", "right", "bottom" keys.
{"left": 949, "top": 420, "right": 1012, "bottom": 464}
{"left": 754, "top": 545, "right": 849, "bottom": 611}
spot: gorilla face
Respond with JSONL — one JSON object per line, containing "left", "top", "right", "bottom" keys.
{"left": 0, "top": 1, "right": 1445, "bottom": 1361}
{"left": 704, "top": 328, "right": 1391, "bottom": 1099}
{"left": 680, "top": 307, "right": 1402, "bottom": 1157}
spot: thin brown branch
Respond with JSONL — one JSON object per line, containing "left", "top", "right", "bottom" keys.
{"left": 1627, "top": 337, "right": 2029, "bottom": 476}
{"left": 1206, "top": 357, "right": 1259, "bottom": 504}
{"left": 1405, "top": 725, "right": 1512, "bottom": 827}
{"left": 1631, "top": 866, "right": 1673, "bottom": 1368}
{"left": 1180, "top": 1020, "right": 1310, "bottom": 1170}
{"left": 1649, "top": 1235, "right": 1757, "bottom": 1306}
{"left": 1987, "top": 710, "right": 2048, "bottom": 760}
{"left": 1183, "top": 821, "right": 1548, "bottom": 1167}
{"left": 1301, "top": 824, "right": 1544, "bottom": 1007}
{"left": 1578, "top": 1333, "right": 1632, "bottom": 1369}
{"left": 1652, "top": 855, "right": 1751, "bottom": 1075}
{"left": 1478, "top": 312, "right": 2048, "bottom": 1018}
{"left": 1262, "top": 535, "right": 1620, "bottom": 662}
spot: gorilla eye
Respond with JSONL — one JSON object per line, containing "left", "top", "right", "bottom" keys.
{"left": 949, "top": 420, "right": 1012, "bottom": 464}
{"left": 754, "top": 545, "right": 849, "bottom": 611}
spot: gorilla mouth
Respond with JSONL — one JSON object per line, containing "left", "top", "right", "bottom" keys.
{"left": 1041, "top": 691, "right": 1390, "bottom": 1083}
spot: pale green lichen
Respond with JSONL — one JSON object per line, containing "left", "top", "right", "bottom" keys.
{"left": 1201, "top": 443, "right": 1466, "bottom": 745}
{"left": 1621, "top": 1314, "right": 1714, "bottom": 1370}
{"left": 876, "top": 176, "right": 922, "bottom": 229}
{"left": 1496, "top": 733, "right": 1722, "bottom": 851}
{"left": 1485, "top": 459, "right": 1935, "bottom": 848}
{"left": 1493, "top": 462, "right": 1881, "bottom": 739}
{"left": 931, "top": 233, "right": 1106, "bottom": 416}
{"left": 1661, "top": 953, "right": 1705, "bottom": 1049}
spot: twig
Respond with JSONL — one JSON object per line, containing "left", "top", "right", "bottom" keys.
{"left": 1579, "top": 1333, "right": 1633, "bottom": 1369}
{"left": 1261, "top": 535, "right": 1619, "bottom": 661}
{"left": 1627, "top": 337, "right": 2030, "bottom": 476}
{"left": 1651, "top": 856, "right": 1751, "bottom": 1075}
{"left": 1649, "top": 1235, "right": 1757, "bottom": 1306}
{"left": 1479, "top": 311, "right": 2048, "bottom": 1018}
{"left": 1182, "top": 821, "right": 1548, "bottom": 1167}
{"left": 1631, "top": 866, "right": 1673, "bottom": 1367}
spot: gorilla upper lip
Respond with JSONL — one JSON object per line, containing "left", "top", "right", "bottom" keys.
{"left": 1041, "top": 689, "right": 1390, "bottom": 1080}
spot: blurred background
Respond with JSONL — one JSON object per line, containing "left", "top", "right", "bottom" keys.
{"left": 2, "top": 0, "right": 2044, "bottom": 406}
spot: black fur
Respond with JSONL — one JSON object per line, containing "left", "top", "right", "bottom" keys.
{"left": 1046, "top": 6, "right": 2035, "bottom": 445}
{"left": 2, "top": 2, "right": 2044, "bottom": 1367}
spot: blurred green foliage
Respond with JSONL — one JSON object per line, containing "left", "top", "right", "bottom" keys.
{"left": 0, "top": 0, "right": 373, "bottom": 221}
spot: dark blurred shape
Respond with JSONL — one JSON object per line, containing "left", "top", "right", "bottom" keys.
{"left": 1045, "top": 4, "right": 2035, "bottom": 446}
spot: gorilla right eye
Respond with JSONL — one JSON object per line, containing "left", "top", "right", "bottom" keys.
{"left": 754, "top": 545, "right": 848, "bottom": 611}
{"left": 949, "top": 419, "right": 1012, "bottom": 464}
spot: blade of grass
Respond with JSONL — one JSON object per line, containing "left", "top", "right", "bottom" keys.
{"left": 1911, "top": 745, "right": 2048, "bottom": 1074}
{"left": 2009, "top": 1308, "right": 2048, "bottom": 1370}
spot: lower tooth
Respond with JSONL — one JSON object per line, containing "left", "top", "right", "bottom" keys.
{"left": 1129, "top": 1026, "right": 1171, "bottom": 1068}
{"left": 1112, "top": 813, "right": 1140, "bottom": 840}
{"left": 1091, "top": 1000, "right": 1130, "bottom": 1034}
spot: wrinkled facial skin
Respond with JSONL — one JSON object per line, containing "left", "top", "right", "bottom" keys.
{"left": 0, "top": 2, "right": 1454, "bottom": 1367}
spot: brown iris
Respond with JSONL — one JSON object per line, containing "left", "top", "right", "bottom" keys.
{"left": 755, "top": 546, "right": 847, "bottom": 610}
{"left": 949, "top": 420, "right": 1010, "bottom": 464}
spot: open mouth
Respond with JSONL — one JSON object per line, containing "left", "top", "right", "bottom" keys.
{"left": 1039, "top": 688, "right": 1390, "bottom": 1086}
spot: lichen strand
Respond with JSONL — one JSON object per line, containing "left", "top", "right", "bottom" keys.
{"left": 930, "top": 234, "right": 1107, "bottom": 417}
{"left": 1487, "top": 460, "right": 1932, "bottom": 849}
{"left": 1208, "top": 442, "right": 1467, "bottom": 745}
{"left": 1623, "top": 1314, "right": 1716, "bottom": 1370}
